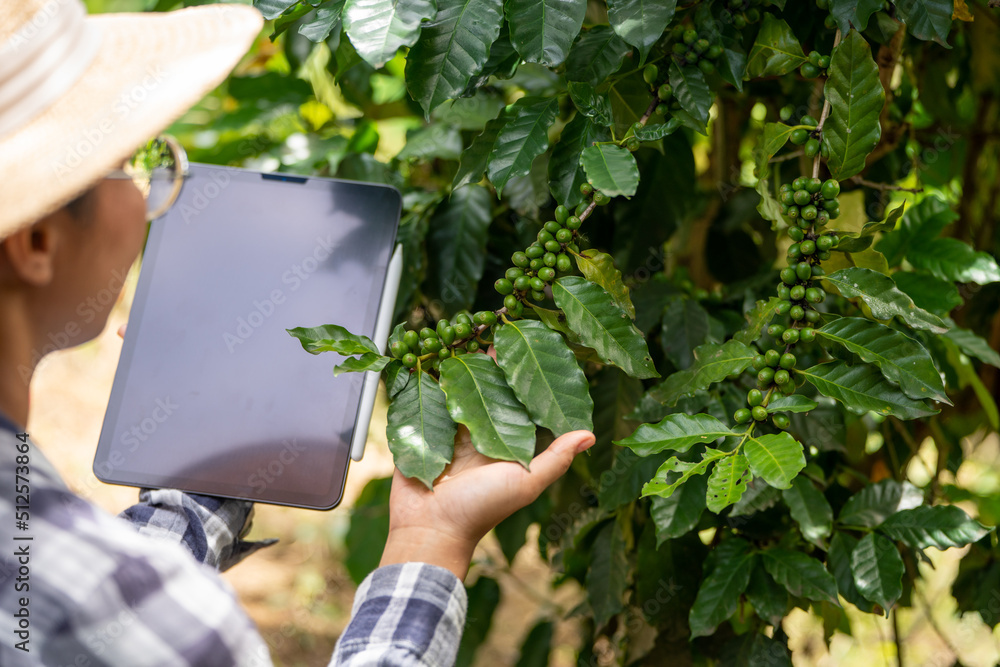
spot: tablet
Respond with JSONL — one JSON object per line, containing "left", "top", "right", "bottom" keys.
{"left": 94, "top": 164, "right": 401, "bottom": 510}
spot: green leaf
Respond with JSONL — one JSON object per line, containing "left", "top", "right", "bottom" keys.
{"left": 298, "top": 1, "right": 345, "bottom": 42}
{"left": 744, "top": 14, "right": 807, "bottom": 79}
{"left": 587, "top": 520, "right": 629, "bottom": 628}
{"left": 453, "top": 106, "right": 513, "bottom": 189}
{"left": 641, "top": 449, "right": 728, "bottom": 498}
{"left": 669, "top": 62, "right": 712, "bottom": 135}
{"left": 552, "top": 277, "right": 659, "bottom": 379}
{"left": 761, "top": 548, "right": 839, "bottom": 604}
{"left": 782, "top": 476, "right": 833, "bottom": 546}
{"left": 494, "top": 320, "right": 594, "bottom": 435}
{"left": 797, "top": 361, "right": 939, "bottom": 420}
{"left": 837, "top": 479, "right": 924, "bottom": 528}
{"left": 766, "top": 395, "right": 819, "bottom": 414}
{"left": 733, "top": 297, "right": 782, "bottom": 346}
{"left": 822, "top": 30, "right": 885, "bottom": 180}
{"left": 254, "top": 0, "right": 300, "bottom": 19}
{"left": 606, "top": 74, "right": 651, "bottom": 138}
{"left": 894, "top": 0, "right": 953, "bottom": 46}
{"left": 945, "top": 325, "right": 1000, "bottom": 369}
{"left": 598, "top": 448, "right": 668, "bottom": 511}
{"left": 344, "top": 476, "right": 392, "bottom": 584}
{"left": 386, "top": 370, "right": 456, "bottom": 488}
{"left": 567, "top": 82, "right": 614, "bottom": 126}
{"left": 822, "top": 267, "right": 948, "bottom": 334}
{"left": 878, "top": 505, "right": 990, "bottom": 550}
{"left": 648, "top": 340, "right": 756, "bottom": 406}
{"left": 514, "top": 621, "right": 553, "bottom": 667}
{"left": 745, "top": 563, "right": 789, "bottom": 625}
{"left": 564, "top": 25, "right": 631, "bottom": 86}
{"left": 606, "top": 0, "right": 676, "bottom": 62}
{"left": 828, "top": 532, "right": 874, "bottom": 613}
{"left": 616, "top": 413, "right": 737, "bottom": 457}
{"left": 548, "top": 113, "right": 603, "bottom": 207}
{"left": 397, "top": 123, "right": 463, "bottom": 161}
{"left": 749, "top": 635, "right": 793, "bottom": 666}
{"left": 876, "top": 196, "right": 953, "bottom": 266}
{"left": 287, "top": 324, "right": 379, "bottom": 355}
{"left": 404, "top": 0, "right": 504, "bottom": 115}
{"left": 892, "top": 272, "right": 963, "bottom": 316}
{"left": 333, "top": 352, "right": 392, "bottom": 376}
{"left": 343, "top": 0, "right": 435, "bottom": 68}
{"left": 580, "top": 143, "right": 640, "bottom": 198}
{"left": 633, "top": 117, "right": 682, "bottom": 141}
{"left": 909, "top": 238, "right": 1000, "bottom": 285}
{"left": 455, "top": 576, "right": 501, "bottom": 667}
{"left": 744, "top": 432, "right": 806, "bottom": 490}
{"left": 384, "top": 360, "right": 411, "bottom": 398}
{"left": 425, "top": 184, "right": 493, "bottom": 313}
{"left": 817, "top": 317, "right": 949, "bottom": 404}
{"left": 689, "top": 539, "right": 755, "bottom": 638}
{"left": 439, "top": 354, "right": 536, "bottom": 466}
{"left": 850, "top": 532, "right": 904, "bottom": 614}
{"left": 707, "top": 453, "right": 751, "bottom": 513}
{"left": 650, "top": 474, "right": 707, "bottom": 545}
{"left": 488, "top": 97, "right": 560, "bottom": 196}
{"left": 505, "top": 0, "right": 586, "bottom": 66}
{"left": 829, "top": 0, "right": 882, "bottom": 33}
{"left": 755, "top": 123, "right": 797, "bottom": 178}
{"left": 575, "top": 249, "right": 635, "bottom": 318}
{"left": 660, "top": 297, "right": 711, "bottom": 370}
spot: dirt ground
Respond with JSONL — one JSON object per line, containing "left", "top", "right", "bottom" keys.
{"left": 24, "top": 260, "right": 1000, "bottom": 667}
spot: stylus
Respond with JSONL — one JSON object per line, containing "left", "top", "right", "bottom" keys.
{"left": 351, "top": 244, "right": 403, "bottom": 462}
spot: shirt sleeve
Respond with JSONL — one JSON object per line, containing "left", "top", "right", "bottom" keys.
{"left": 118, "top": 489, "right": 277, "bottom": 571}
{"left": 330, "top": 563, "right": 468, "bottom": 667}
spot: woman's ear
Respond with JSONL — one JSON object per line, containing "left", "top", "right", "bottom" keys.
{"left": 0, "top": 214, "right": 64, "bottom": 287}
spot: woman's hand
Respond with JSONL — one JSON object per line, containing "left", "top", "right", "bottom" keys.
{"left": 379, "top": 348, "right": 595, "bottom": 580}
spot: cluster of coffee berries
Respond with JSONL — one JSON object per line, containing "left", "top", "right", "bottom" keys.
{"left": 778, "top": 176, "right": 841, "bottom": 231}
{"left": 496, "top": 202, "right": 584, "bottom": 317}
{"left": 783, "top": 113, "right": 825, "bottom": 159}
{"left": 720, "top": 0, "right": 765, "bottom": 28}
{"left": 389, "top": 311, "right": 497, "bottom": 370}
{"left": 800, "top": 50, "right": 831, "bottom": 79}
{"left": 669, "top": 26, "right": 725, "bottom": 74}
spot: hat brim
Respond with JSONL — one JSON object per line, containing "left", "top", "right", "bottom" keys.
{"left": 0, "top": 4, "right": 263, "bottom": 238}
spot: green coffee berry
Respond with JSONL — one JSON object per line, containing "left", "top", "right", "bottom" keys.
{"left": 767, "top": 324, "right": 785, "bottom": 338}
{"left": 780, "top": 105, "right": 794, "bottom": 122}
{"left": 537, "top": 230, "right": 553, "bottom": 244}
{"left": 538, "top": 267, "right": 556, "bottom": 282}
{"left": 777, "top": 284, "right": 792, "bottom": 301}
{"left": 780, "top": 352, "right": 797, "bottom": 369}
{"left": 793, "top": 189, "right": 811, "bottom": 206}
{"left": 525, "top": 245, "right": 544, "bottom": 259}
{"left": 555, "top": 229, "right": 573, "bottom": 244}
{"left": 402, "top": 353, "right": 417, "bottom": 368}
{"left": 454, "top": 322, "right": 472, "bottom": 338}
{"left": 440, "top": 325, "right": 456, "bottom": 345}
{"left": 544, "top": 240, "right": 561, "bottom": 253}
{"left": 748, "top": 389, "right": 763, "bottom": 406}
{"left": 821, "top": 179, "right": 840, "bottom": 199}
{"left": 752, "top": 354, "right": 766, "bottom": 371}
{"left": 796, "top": 262, "right": 813, "bottom": 281}
{"left": 772, "top": 414, "right": 791, "bottom": 429}
{"left": 514, "top": 276, "right": 532, "bottom": 292}
{"left": 790, "top": 128, "right": 809, "bottom": 145}
{"left": 789, "top": 305, "right": 805, "bottom": 320}
{"left": 788, "top": 244, "right": 802, "bottom": 260}
{"left": 752, "top": 405, "right": 768, "bottom": 421}
{"left": 544, "top": 252, "right": 557, "bottom": 267}
{"left": 512, "top": 251, "right": 529, "bottom": 267}
{"left": 556, "top": 254, "right": 573, "bottom": 273}
{"left": 466, "top": 340, "right": 480, "bottom": 353}
{"left": 506, "top": 267, "right": 524, "bottom": 281}
{"left": 765, "top": 349, "right": 781, "bottom": 367}
{"left": 438, "top": 348, "right": 452, "bottom": 359}
{"left": 529, "top": 259, "right": 543, "bottom": 271}
{"left": 566, "top": 216, "right": 582, "bottom": 230}
{"left": 580, "top": 183, "right": 593, "bottom": 196}
{"left": 735, "top": 408, "right": 752, "bottom": 424}
{"left": 503, "top": 294, "right": 519, "bottom": 310}
{"left": 758, "top": 367, "right": 775, "bottom": 385}
{"left": 804, "top": 309, "right": 822, "bottom": 324}
{"left": 643, "top": 64, "right": 659, "bottom": 85}
{"left": 530, "top": 277, "right": 546, "bottom": 292}
{"left": 799, "top": 327, "right": 816, "bottom": 343}
{"left": 775, "top": 300, "right": 792, "bottom": 316}
{"left": 495, "top": 278, "right": 513, "bottom": 295}
{"left": 530, "top": 290, "right": 546, "bottom": 301}
{"left": 782, "top": 328, "right": 800, "bottom": 344}
{"left": 788, "top": 226, "right": 805, "bottom": 242}
{"left": 475, "top": 311, "right": 497, "bottom": 326}
{"left": 804, "top": 138, "right": 820, "bottom": 158}
{"left": 799, "top": 240, "right": 816, "bottom": 255}
{"left": 390, "top": 341, "right": 408, "bottom": 358}
{"left": 801, "top": 205, "right": 818, "bottom": 221}
{"left": 790, "top": 284, "right": 806, "bottom": 301}
{"left": 658, "top": 83, "right": 673, "bottom": 101}
{"left": 780, "top": 268, "right": 798, "bottom": 285}
{"left": 420, "top": 327, "right": 437, "bottom": 340}
{"left": 554, "top": 205, "right": 569, "bottom": 223}
{"left": 403, "top": 330, "right": 420, "bottom": 349}
{"left": 816, "top": 235, "right": 834, "bottom": 251}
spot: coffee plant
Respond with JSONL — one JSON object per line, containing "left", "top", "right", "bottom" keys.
{"left": 171, "top": 0, "right": 1000, "bottom": 661}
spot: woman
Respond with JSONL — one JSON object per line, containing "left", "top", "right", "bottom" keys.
{"left": 0, "top": 1, "right": 595, "bottom": 664}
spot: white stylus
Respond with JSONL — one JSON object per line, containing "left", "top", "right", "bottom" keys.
{"left": 350, "top": 244, "right": 403, "bottom": 461}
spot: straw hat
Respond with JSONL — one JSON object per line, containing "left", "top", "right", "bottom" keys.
{"left": 0, "top": 0, "right": 263, "bottom": 239}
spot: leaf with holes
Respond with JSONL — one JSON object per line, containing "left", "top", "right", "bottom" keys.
{"left": 552, "top": 277, "right": 658, "bottom": 379}
{"left": 439, "top": 354, "right": 536, "bottom": 466}
{"left": 488, "top": 97, "right": 559, "bottom": 196}
{"left": 817, "top": 317, "right": 949, "bottom": 404}
{"left": 505, "top": 0, "right": 586, "bottom": 66}
{"left": 344, "top": 0, "right": 436, "bottom": 69}
{"left": 580, "top": 143, "right": 640, "bottom": 198}
{"left": 606, "top": 0, "right": 676, "bottom": 62}
{"left": 493, "top": 320, "right": 594, "bottom": 435}
{"left": 616, "top": 413, "right": 737, "bottom": 457}
{"left": 641, "top": 449, "right": 729, "bottom": 498}
{"left": 823, "top": 30, "right": 885, "bottom": 180}
{"left": 670, "top": 62, "right": 712, "bottom": 135}
{"left": 744, "top": 432, "right": 805, "bottom": 490}
{"left": 744, "top": 14, "right": 807, "bottom": 79}
{"left": 707, "top": 454, "right": 751, "bottom": 513}
{"left": 647, "top": 340, "right": 756, "bottom": 406}
{"left": 405, "top": 0, "right": 503, "bottom": 115}
{"left": 850, "top": 532, "right": 904, "bottom": 614}
{"left": 798, "top": 361, "right": 938, "bottom": 420}
{"left": 386, "top": 370, "right": 456, "bottom": 488}
{"left": 822, "top": 267, "right": 948, "bottom": 334}
{"left": 782, "top": 476, "right": 833, "bottom": 546}
{"left": 878, "top": 505, "right": 989, "bottom": 550}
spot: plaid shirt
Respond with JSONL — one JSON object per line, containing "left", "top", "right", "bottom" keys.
{"left": 0, "top": 413, "right": 467, "bottom": 666}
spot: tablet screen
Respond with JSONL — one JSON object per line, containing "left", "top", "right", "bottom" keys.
{"left": 94, "top": 165, "right": 400, "bottom": 509}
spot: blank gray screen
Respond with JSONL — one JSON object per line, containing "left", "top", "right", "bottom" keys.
{"left": 94, "top": 165, "right": 400, "bottom": 509}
